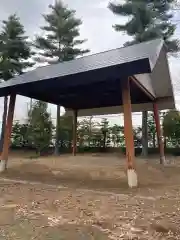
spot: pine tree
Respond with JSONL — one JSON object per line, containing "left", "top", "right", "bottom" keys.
{"left": 0, "top": 14, "right": 34, "bottom": 154}
{"left": 27, "top": 100, "right": 54, "bottom": 156}
{"left": 35, "top": 1, "right": 89, "bottom": 155}
{"left": 109, "top": 0, "right": 179, "bottom": 159}
{"left": 109, "top": 0, "right": 179, "bottom": 49}
{"left": 163, "top": 110, "right": 180, "bottom": 146}
{"left": 100, "top": 118, "right": 110, "bottom": 149}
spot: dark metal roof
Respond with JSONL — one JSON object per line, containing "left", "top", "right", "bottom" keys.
{"left": 0, "top": 38, "right": 164, "bottom": 109}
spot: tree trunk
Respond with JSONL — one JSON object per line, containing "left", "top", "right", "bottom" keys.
{"left": 54, "top": 105, "right": 60, "bottom": 155}
{"left": 164, "top": 137, "right": 167, "bottom": 149}
{"left": 153, "top": 132, "right": 156, "bottom": 148}
{"left": 141, "top": 111, "right": 148, "bottom": 157}
{"left": 0, "top": 96, "right": 8, "bottom": 153}
{"left": 103, "top": 131, "right": 106, "bottom": 150}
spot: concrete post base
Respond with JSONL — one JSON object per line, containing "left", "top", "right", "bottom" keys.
{"left": 0, "top": 160, "right": 6, "bottom": 172}
{"left": 127, "top": 169, "right": 138, "bottom": 188}
{"left": 161, "top": 156, "right": 166, "bottom": 165}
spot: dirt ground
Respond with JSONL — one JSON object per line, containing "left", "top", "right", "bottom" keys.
{"left": 0, "top": 152, "right": 180, "bottom": 239}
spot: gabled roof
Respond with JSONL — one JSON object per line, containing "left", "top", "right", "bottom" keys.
{"left": 0, "top": 38, "right": 175, "bottom": 113}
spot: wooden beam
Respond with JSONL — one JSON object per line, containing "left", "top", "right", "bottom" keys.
{"left": 0, "top": 94, "right": 16, "bottom": 172}
{"left": 153, "top": 102, "right": 165, "bottom": 164}
{"left": 122, "top": 78, "right": 138, "bottom": 187}
{"left": 130, "top": 76, "right": 155, "bottom": 100}
{"left": 72, "top": 109, "right": 77, "bottom": 156}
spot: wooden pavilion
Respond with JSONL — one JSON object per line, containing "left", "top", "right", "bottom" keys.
{"left": 0, "top": 38, "right": 175, "bottom": 187}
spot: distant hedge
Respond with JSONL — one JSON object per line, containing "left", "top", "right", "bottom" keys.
{"left": 9, "top": 145, "right": 180, "bottom": 156}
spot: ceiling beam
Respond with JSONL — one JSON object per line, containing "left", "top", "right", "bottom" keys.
{"left": 129, "top": 76, "right": 155, "bottom": 101}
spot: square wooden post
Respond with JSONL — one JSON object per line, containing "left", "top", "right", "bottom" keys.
{"left": 0, "top": 94, "right": 16, "bottom": 172}
{"left": 72, "top": 110, "right": 77, "bottom": 156}
{"left": 153, "top": 102, "right": 165, "bottom": 165}
{"left": 122, "top": 78, "right": 138, "bottom": 187}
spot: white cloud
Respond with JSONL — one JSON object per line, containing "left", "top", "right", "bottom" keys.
{"left": 92, "top": 0, "right": 109, "bottom": 9}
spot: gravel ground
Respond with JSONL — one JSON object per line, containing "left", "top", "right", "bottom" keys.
{"left": 0, "top": 153, "right": 179, "bottom": 239}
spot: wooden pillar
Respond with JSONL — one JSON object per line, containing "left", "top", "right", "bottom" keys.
{"left": 0, "top": 94, "right": 16, "bottom": 172}
{"left": 122, "top": 78, "right": 138, "bottom": 187}
{"left": 72, "top": 110, "right": 77, "bottom": 156}
{"left": 153, "top": 102, "right": 165, "bottom": 165}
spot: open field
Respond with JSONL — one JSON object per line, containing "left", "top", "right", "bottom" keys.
{"left": 0, "top": 152, "right": 180, "bottom": 239}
